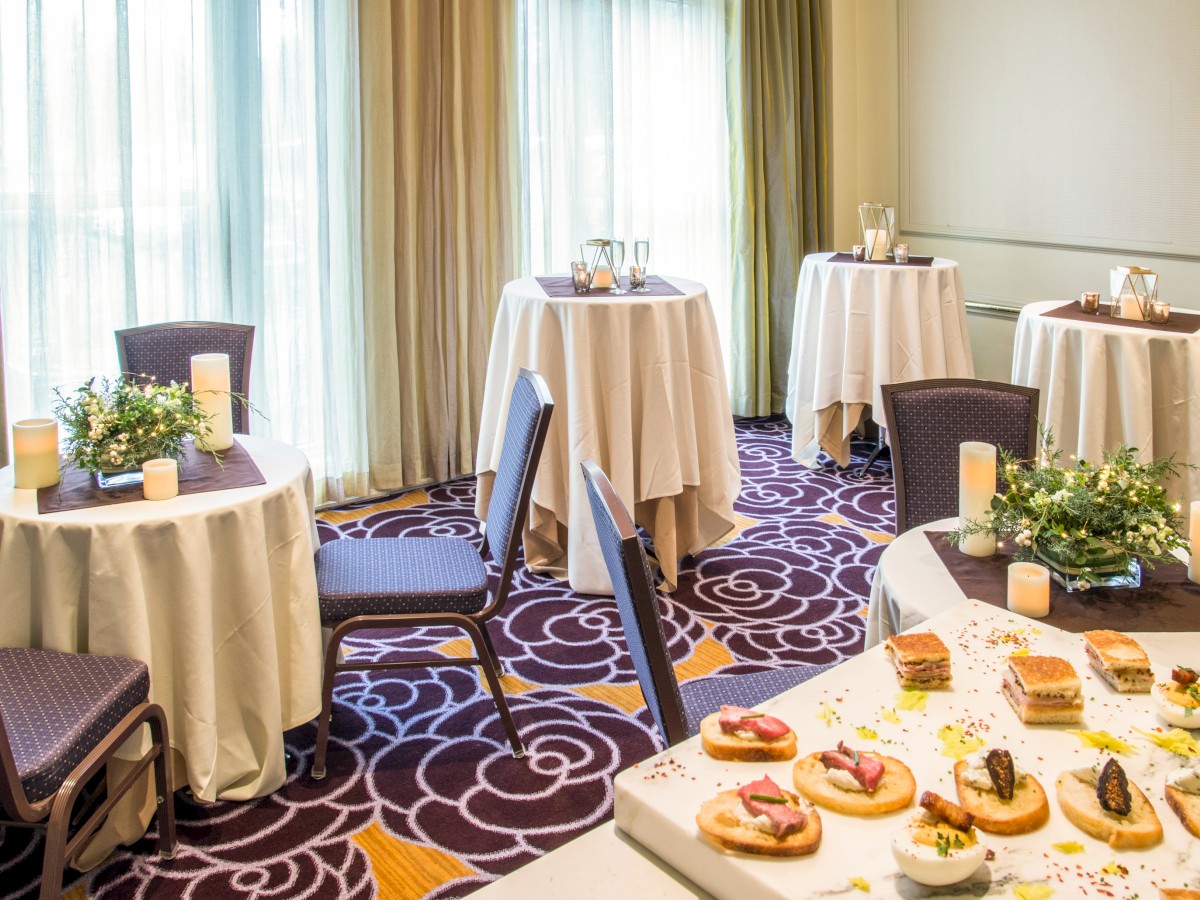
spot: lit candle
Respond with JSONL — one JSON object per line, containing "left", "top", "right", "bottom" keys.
{"left": 959, "top": 441, "right": 997, "bottom": 557}
{"left": 142, "top": 458, "right": 179, "bottom": 501}
{"left": 191, "top": 353, "right": 233, "bottom": 451}
{"left": 864, "top": 228, "right": 889, "bottom": 260}
{"left": 1008, "top": 562, "right": 1050, "bottom": 618}
{"left": 1188, "top": 501, "right": 1200, "bottom": 583}
{"left": 591, "top": 266, "right": 613, "bottom": 289}
{"left": 1119, "top": 293, "right": 1144, "bottom": 320}
{"left": 12, "top": 418, "right": 60, "bottom": 489}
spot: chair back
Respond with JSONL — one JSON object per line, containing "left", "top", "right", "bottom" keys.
{"left": 115, "top": 321, "right": 255, "bottom": 433}
{"left": 483, "top": 368, "right": 555, "bottom": 608}
{"left": 881, "top": 378, "right": 1039, "bottom": 533}
{"left": 581, "top": 459, "right": 689, "bottom": 746}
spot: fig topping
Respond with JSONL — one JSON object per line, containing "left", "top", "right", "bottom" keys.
{"left": 1096, "top": 758, "right": 1132, "bottom": 817}
{"left": 985, "top": 748, "right": 1016, "bottom": 801}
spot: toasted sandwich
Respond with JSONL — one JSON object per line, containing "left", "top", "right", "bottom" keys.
{"left": 1083, "top": 630, "right": 1153, "bottom": 693}
{"left": 884, "top": 632, "right": 952, "bottom": 689}
{"left": 1001, "top": 655, "right": 1083, "bottom": 724}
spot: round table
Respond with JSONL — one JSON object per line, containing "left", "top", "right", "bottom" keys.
{"left": 785, "top": 252, "right": 974, "bottom": 467}
{"left": 1012, "top": 299, "right": 1200, "bottom": 505}
{"left": 475, "top": 276, "right": 741, "bottom": 595}
{"left": 0, "top": 435, "right": 323, "bottom": 865}
{"left": 865, "top": 517, "right": 965, "bottom": 648}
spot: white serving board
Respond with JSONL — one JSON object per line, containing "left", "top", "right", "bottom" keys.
{"left": 614, "top": 599, "right": 1200, "bottom": 898}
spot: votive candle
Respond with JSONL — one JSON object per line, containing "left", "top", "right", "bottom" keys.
{"left": 1008, "top": 562, "right": 1050, "bottom": 618}
{"left": 958, "top": 441, "right": 997, "bottom": 557}
{"left": 191, "top": 353, "right": 233, "bottom": 451}
{"left": 142, "top": 458, "right": 179, "bottom": 501}
{"left": 1188, "top": 501, "right": 1200, "bottom": 583}
{"left": 12, "top": 418, "right": 60, "bottom": 489}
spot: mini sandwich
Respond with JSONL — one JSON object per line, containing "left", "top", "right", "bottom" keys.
{"left": 1001, "top": 655, "right": 1083, "bottom": 724}
{"left": 1083, "top": 630, "right": 1153, "bottom": 693}
{"left": 885, "top": 632, "right": 952, "bottom": 689}
{"left": 700, "top": 705, "right": 797, "bottom": 762}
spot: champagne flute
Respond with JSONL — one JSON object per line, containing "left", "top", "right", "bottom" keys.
{"left": 633, "top": 239, "right": 650, "bottom": 292}
{"left": 609, "top": 239, "right": 626, "bottom": 294}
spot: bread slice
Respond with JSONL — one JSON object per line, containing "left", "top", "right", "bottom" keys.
{"left": 953, "top": 759, "right": 1050, "bottom": 834}
{"left": 1055, "top": 768, "right": 1163, "bottom": 849}
{"left": 699, "top": 712, "right": 797, "bottom": 762}
{"left": 695, "top": 788, "right": 822, "bottom": 857}
{"left": 792, "top": 752, "right": 915, "bottom": 815}
{"left": 1165, "top": 783, "right": 1200, "bottom": 840}
{"left": 1160, "top": 890, "right": 1200, "bottom": 900}
{"left": 1083, "top": 630, "right": 1153, "bottom": 693}
{"left": 885, "top": 632, "right": 952, "bottom": 689}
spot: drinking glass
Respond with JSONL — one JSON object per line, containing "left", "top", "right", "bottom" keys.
{"left": 634, "top": 238, "right": 649, "bottom": 269}
{"left": 609, "top": 239, "right": 626, "bottom": 294}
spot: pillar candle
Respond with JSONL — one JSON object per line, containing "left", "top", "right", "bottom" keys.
{"left": 1119, "top": 293, "right": 1144, "bottom": 320}
{"left": 864, "top": 228, "right": 889, "bottom": 260}
{"left": 191, "top": 353, "right": 234, "bottom": 451}
{"left": 142, "top": 458, "right": 179, "bottom": 501}
{"left": 958, "top": 441, "right": 997, "bottom": 557}
{"left": 1007, "top": 562, "right": 1050, "bottom": 618}
{"left": 591, "top": 266, "right": 613, "bottom": 289}
{"left": 1188, "top": 501, "right": 1200, "bottom": 583}
{"left": 12, "top": 418, "right": 60, "bottom": 489}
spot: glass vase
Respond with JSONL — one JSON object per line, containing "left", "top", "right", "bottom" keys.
{"left": 1033, "top": 543, "right": 1141, "bottom": 592}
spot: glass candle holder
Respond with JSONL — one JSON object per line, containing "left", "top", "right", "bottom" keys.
{"left": 852, "top": 244, "right": 867, "bottom": 261}
{"left": 1150, "top": 301, "right": 1171, "bottom": 324}
{"left": 1080, "top": 291, "right": 1101, "bottom": 313}
{"left": 629, "top": 265, "right": 649, "bottom": 292}
{"left": 571, "top": 260, "right": 590, "bottom": 293}
{"left": 893, "top": 242, "right": 910, "bottom": 264}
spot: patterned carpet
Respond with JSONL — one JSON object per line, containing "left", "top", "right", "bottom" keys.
{"left": 0, "top": 417, "right": 894, "bottom": 899}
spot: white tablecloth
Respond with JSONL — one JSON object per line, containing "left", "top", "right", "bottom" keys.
{"left": 1012, "top": 299, "right": 1200, "bottom": 505}
{"left": 475, "top": 276, "right": 741, "bottom": 595}
{"left": 785, "top": 252, "right": 974, "bottom": 467}
{"left": 0, "top": 436, "right": 323, "bottom": 864}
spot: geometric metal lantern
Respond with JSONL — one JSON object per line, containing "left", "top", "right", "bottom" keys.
{"left": 858, "top": 203, "right": 895, "bottom": 261}
{"left": 1108, "top": 265, "right": 1157, "bottom": 321}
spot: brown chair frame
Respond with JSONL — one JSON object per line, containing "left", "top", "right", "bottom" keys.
{"left": 880, "top": 377, "right": 1039, "bottom": 534}
{"left": 312, "top": 369, "right": 555, "bottom": 777}
{"left": 0, "top": 700, "right": 176, "bottom": 899}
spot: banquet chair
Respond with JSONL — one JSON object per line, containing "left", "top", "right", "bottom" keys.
{"left": 881, "top": 378, "right": 1039, "bottom": 534}
{"left": 0, "top": 648, "right": 176, "bottom": 899}
{"left": 115, "top": 321, "right": 255, "bottom": 433}
{"left": 581, "top": 459, "right": 834, "bottom": 747}
{"left": 312, "top": 368, "right": 554, "bottom": 777}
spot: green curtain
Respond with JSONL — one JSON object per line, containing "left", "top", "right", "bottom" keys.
{"left": 727, "top": 0, "right": 829, "bottom": 417}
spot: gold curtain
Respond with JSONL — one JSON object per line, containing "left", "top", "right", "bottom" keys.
{"left": 727, "top": 0, "right": 829, "bottom": 417}
{"left": 359, "top": 0, "right": 519, "bottom": 490}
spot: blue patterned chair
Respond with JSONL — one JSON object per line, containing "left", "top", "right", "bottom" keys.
{"left": 0, "top": 648, "right": 176, "bottom": 899}
{"left": 880, "top": 378, "right": 1039, "bottom": 534}
{"left": 312, "top": 369, "right": 554, "bottom": 777}
{"left": 581, "top": 459, "right": 834, "bottom": 746}
{"left": 115, "top": 321, "right": 255, "bottom": 433}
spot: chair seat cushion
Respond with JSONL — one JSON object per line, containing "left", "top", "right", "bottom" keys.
{"left": 0, "top": 647, "right": 150, "bottom": 804}
{"left": 316, "top": 537, "right": 490, "bottom": 621}
{"left": 679, "top": 663, "right": 836, "bottom": 737}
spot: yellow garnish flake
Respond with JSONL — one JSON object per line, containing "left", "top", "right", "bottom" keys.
{"left": 1010, "top": 648, "right": 1031, "bottom": 656}
{"left": 895, "top": 690, "right": 927, "bottom": 711}
{"left": 1100, "top": 861, "right": 1122, "bottom": 876}
{"left": 855, "top": 726, "right": 878, "bottom": 740}
{"left": 1030, "top": 628, "right": 1043, "bottom": 635}
{"left": 880, "top": 707, "right": 901, "bottom": 724}
{"left": 1013, "top": 884, "right": 1054, "bottom": 900}
{"left": 1064, "top": 730, "right": 1136, "bottom": 754}
{"left": 816, "top": 702, "right": 836, "bottom": 726}
{"left": 938, "top": 723, "right": 985, "bottom": 760}
{"left": 848, "top": 876, "right": 870, "bottom": 892}
{"left": 1133, "top": 726, "right": 1200, "bottom": 757}
{"left": 1051, "top": 841, "right": 1084, "bottom": 854}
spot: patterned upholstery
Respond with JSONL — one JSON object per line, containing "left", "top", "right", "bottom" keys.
{"left": 116, "top": 322, "right": 254, "bottom": 433}
{"left": 0, "top": 648, "right": 149, "bottom": 803}
{"left": 680, "top": 664, "right": 835, "bottom": 736}
{"left": 885, "top": 381, "right": 1037, "bottom": 533}
{"left": 316, "top": 537, "right": 489, "bottom": 620}
{"left": 485, "top": 374, "right": 544, "bottom": 568}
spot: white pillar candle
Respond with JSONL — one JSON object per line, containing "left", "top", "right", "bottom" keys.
{"left": 864, "top": 228, "right": 889, "bottom": 260}
{"left": 142, "top": 458, "right": 179, "bottom": 501}
{"left": 958, "top": 441, "right": 997, "bottom": 557}
{"left": 1007, "top": 562, "right": 1050, "bottom": 618}
{"left": 591, "top": 266, "right": 613, "bottom": 289}
{"left": 1188, "top": 501, "right": 1200, "bottom": 583}
{"left": 12, "top": 418, "right": 60, "bottom": 489}
{"left": 1119, "top": 293, "right": 1144, "bottom": 320}
{"left": 191, "top": 353, "right": 234, "bottom": 451}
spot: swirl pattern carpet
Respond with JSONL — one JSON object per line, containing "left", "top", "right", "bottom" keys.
{"left": 0, "top": 417, "right": 894, "bottom": 899}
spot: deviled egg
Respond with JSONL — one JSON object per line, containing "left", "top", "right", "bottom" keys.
{"left": 1153, "top": 667, "right": 1200, "bottom": 729}
{"left": 891, "top": 811, "right": 988, "bottom": 886}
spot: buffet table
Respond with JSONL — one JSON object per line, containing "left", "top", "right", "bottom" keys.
{"left": 475, "top": 276, "right": 741, "bottom": 594}
{"left": 785, "top": 252, "right": 974, "bottom": 468}
{"left": 1012, "top": 299, "right": 1200, "bottom": 506}
{"left": 0, "top": 436, "right": 324, "bottom": 865}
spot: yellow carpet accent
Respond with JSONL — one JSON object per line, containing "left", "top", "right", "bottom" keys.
{"left": 432, "top": 638, "right": 541, "bottom": 695}
{"left": 674, "top": 634, "right": 736, "bottom": 682}
{"left": 317, "top": 490, "right": 430, "bottom": 525}
{"left": 857, "top": 605, "right": 870, "bottom": 617}
{"left": 818, "top": 512, "right": 894, "bottom": 544}
{"left": 573, "top": 682, "right": 652, "bottom": 714}
{"left": 61, "top": 888, "right": 86, "bottom": 900}
{"left": 710, "top": 513, "right": 759, "bottom": 547}
{"left": 352, "top": 821, "right": 477, "bottom": 899}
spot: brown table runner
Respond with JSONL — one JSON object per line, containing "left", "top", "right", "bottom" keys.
{"left": 535, "top": 275, "right": 684, "bottom": 298}
{"left": 925, "top": 531, "right": 1200, "bottom": 632}
{"left": 1042, "top": 300, "right": 1200, "bottom": 335}
{"left": 37, "top": 439, "right": 267, "bottom": 514}
{"left": 828, "top": 251, "right": 935, "bottom": 267}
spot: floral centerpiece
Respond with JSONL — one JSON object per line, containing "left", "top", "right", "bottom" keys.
{"left": 53, "top": 376, "right": 213, "bottom": 478}
{"left": 949, "top": 438, "right": 1191, "bottom": 591}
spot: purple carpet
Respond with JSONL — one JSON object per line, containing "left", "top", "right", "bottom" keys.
{"left": 0, "top": 417, "right": 894, "bottom": 899}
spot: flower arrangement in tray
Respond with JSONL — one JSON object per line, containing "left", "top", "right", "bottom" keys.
{"left": 949, "top": 436, "right": 1191, "bottom": 590}
{"left": 52, "top": 376, "right": 213, "bottom": 475}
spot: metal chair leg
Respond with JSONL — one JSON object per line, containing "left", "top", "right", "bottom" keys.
{"left": 462, "top": 620, "right": 525, "bottom": 759}
{"left": 311, "top": 633, "right": 343, "bottom": 780}
{"left": 478, "top": 623, "right": 506, "bottom": 677}
{"left": 854, "top": 435, "right": 887, "bottom": 477}
{"left": 148, "top": 708, "right": 177, "bottom": 858}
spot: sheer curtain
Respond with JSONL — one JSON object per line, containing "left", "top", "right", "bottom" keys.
{"left": 518, "top": 0, "right": 733, "bottom": 368}
{"left": 0, "top": 0, "right": 366, "bottom": 505}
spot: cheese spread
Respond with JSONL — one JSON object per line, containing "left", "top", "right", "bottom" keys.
{"left": 826, "top": 768, "right": 870, "bottom": 792}
{"left": 960, "top": 749, "right": 1028, "bottom": 793}
{"left": 1167, "top": 758, "right": 1200, "bottom": 794}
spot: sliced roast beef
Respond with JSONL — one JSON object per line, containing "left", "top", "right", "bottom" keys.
{"left": 718, "top": 705, "right": 791, "bottom": 741}
{"left": 736, "top": 775, "right": 807, "bottom": 837}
